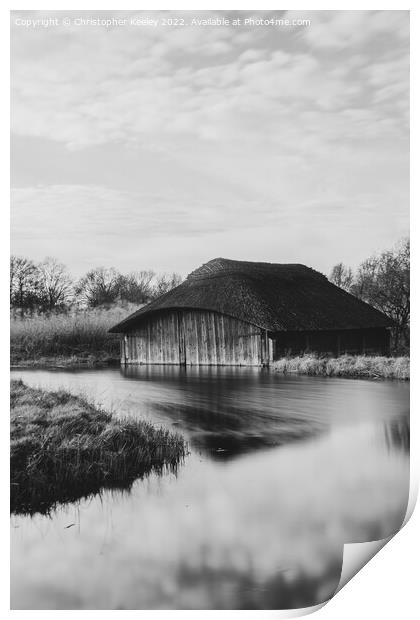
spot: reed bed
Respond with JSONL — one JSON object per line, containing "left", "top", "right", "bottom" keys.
{"left": 10, "top": 380, "right": 186, "bottom": 514}
{"left": 272, "top": 354, "right": 409, "bottom": 380}
{"left": 10, "top": 306, "right": 135, "bottom": 365}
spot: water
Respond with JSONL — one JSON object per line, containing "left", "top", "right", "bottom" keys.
{"left": 10, "top": 367, "right": 409, "bottom": 610}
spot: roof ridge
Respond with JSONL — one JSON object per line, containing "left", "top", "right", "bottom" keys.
{"left": 187, "top": 257, "right": 323, "bottom": 281}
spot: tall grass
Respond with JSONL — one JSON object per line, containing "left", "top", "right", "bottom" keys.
{"left": 10, "top": 306, "right": 135, "bottom": 365}
{"left": 10, "top": 379, "right": 186, "bottom": 514}
{"left": 272, "top": 354, "right": 409, "bottom": 380}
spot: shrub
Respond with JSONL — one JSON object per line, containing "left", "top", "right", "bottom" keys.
{"left": 10, "top": 306, "right": 134, "bottom": 364}
{"left": 272, "top": 354, "right": 409, "bottom": 380}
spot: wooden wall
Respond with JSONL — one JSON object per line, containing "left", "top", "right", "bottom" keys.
{"left": 273, "top": 327, "right": 390, "bottom": 358}
{"left": 122, "top": 309, "right": 266, "bottom": 366}
{"left": 121, "top": 311, "right": 390, "bottom": 365}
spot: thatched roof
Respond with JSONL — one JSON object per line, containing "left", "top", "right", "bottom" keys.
{"left": 109, "top": 258, "right": 392, "bottom": 333}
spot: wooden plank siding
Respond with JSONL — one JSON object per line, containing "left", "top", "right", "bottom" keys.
{"left": 122, "top": 309, "right": 264, "bottom": 366}
{"left": 273, "top": 327, "right": 390, "bottom": 358}
{"left": 121, "top": 312, "right": 390, "bottom": 365}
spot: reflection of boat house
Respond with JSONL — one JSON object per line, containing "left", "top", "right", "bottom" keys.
{"left": 110, "top": 258, "right": 392, "bottom": 366}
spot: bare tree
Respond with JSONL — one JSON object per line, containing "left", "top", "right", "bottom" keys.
{"left": 151, "top": 272, "right": 183, "bottom": 300}
{"left": 118, "top": 270, "right": 155, "bottom": 304}
{"left": 351, "top": 238, "right": 409, "bottom": 352}
{"left": 75, "top": 267, "right": 121, "bottom": 307}
{"left": 329, "top": 262, "right": 354, "bottom": 292}
{"left": 329, "top": 238, "right": 410, "bottom": 353}
{"left": 38, "top": 257, "right": 73, "bottom": 310}
{"left": 10, "top": 256, "right": 41, "bottom": 313}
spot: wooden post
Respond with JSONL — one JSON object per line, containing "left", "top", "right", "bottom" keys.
{"left": 385, "top": 328, "right": 391, "bottom": 356}
{"left": 123, "top": 334, "right": 128, "bottom": 365}
{"left": 261, "top": 329, "right": 270, "bottom": 367}
{"left": 266, "top": 330, "right": 270, "bottom": 366}
{"left": 177, "top": 312, "right": 186, "bottom": 366}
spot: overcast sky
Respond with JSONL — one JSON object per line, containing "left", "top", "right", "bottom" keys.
{"left": 11, "top": 10, "right": 409, "bottom": 278}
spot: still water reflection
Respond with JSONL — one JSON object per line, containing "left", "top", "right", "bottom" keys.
{"left": 10, "top": 367, "right": 409, "bottom": 609}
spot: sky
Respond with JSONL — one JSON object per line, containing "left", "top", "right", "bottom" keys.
{"left": 11, "top": 10, "right": 409, "bottom": 279}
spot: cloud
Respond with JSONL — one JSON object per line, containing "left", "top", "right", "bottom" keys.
{"left": 10, "top": 11, "right": 409, "bottom": 276}
{"left": 11, "top": 181, "right": 409, "bottom": 278}
{"left": 290, "top": 10, "right": 409, "bottom": 50}
{"left": 11, "top": 184, "right": 281, "bottom": 243}
{"left": 11, "top": 10, "right": 409, "bottom": 151}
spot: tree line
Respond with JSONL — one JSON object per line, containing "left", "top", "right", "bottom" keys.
{"left": 11, "top": 237, "right": 410, "bottom": 354}
{"left": 329, "top": 238, "right": 409, "bottom": 354}
{"left": 10, "top": 256, "right": 182, "bottom": 313}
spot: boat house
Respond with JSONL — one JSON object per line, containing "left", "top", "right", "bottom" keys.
{"left": 109, "top": 258, "right": 392, "bottom": 366}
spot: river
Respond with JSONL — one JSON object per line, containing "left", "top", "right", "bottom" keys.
{"left": 10, "top": 366, "right": 409, "bottom": 610}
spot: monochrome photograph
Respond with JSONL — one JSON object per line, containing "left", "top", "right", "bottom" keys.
{"left": 10, "top": 8, "right": 410, "bottom": 611}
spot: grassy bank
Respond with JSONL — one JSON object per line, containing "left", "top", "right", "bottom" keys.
{"left": 10, "top": 355, "right": 119, "bottom": 369}
{"left": 10, "top": 307, "right": 134, "bottom": 367}
{"left": 272, "top": 354, "right": 409, "bottom": 380}
{"left": 10, "top": 380, "right": 186, "bottom": 514}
